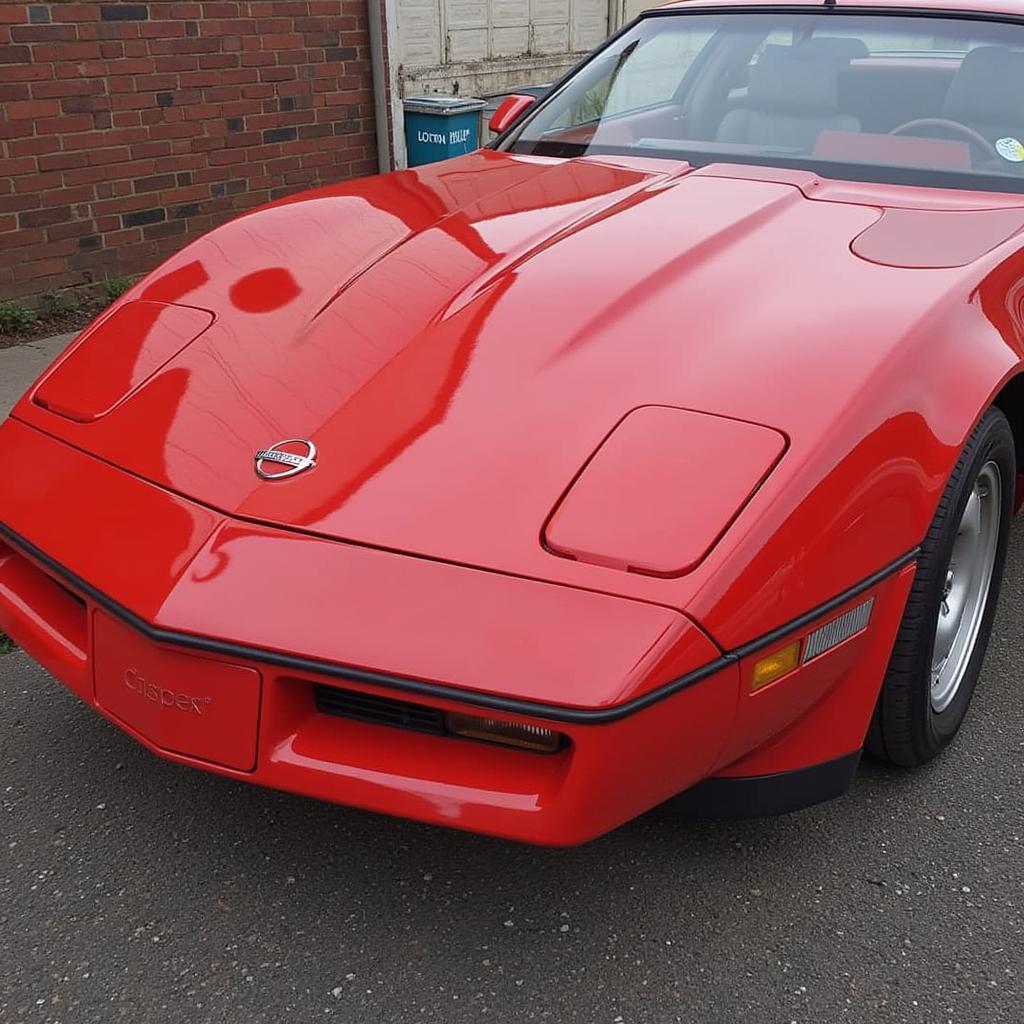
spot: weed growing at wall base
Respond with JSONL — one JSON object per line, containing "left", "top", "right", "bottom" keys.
{"left": 102, "top": 277, "right": 133, "bottom": 305}
{"left": 0, "top": 301, "right": 36, "bottom": 335}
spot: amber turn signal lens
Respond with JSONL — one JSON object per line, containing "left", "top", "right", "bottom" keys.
{"left": 445, "top": 713, "right": 564, "bottom": 753}
{"left": 750, "top": 641, "right": 801, "bottom": 692}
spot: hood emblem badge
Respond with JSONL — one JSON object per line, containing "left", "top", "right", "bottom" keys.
{"left": 254, "top": 438, "right": 317, "bottom": 480}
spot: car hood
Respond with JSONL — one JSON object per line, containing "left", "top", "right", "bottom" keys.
{"left": 19, "top": 151, "right": 972, "bottom": 590}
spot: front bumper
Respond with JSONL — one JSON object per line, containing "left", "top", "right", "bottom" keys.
{"left": 0, "top": 419, "right": 741, "bottom": 845}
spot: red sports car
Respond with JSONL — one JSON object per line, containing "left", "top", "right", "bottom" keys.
{"left": 4, "top": 0, "right": 1024, "bottom": 844}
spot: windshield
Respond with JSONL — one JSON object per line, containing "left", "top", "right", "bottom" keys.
{"left": 499, "top": 11, "right": 1024, "bottom": 193}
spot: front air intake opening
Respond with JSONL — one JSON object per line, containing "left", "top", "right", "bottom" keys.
{"left": 313, "top": 683, "right": 568, "bottom": 754}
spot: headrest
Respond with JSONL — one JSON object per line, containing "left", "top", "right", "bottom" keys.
{"left": 944, "top": 46, "right": 1024, "bottom": 126}
{"left": 747, "top": 44, "right": 849, "bottom": 117}
{"left": 801, "top": 36, "right": 870, "bottom": 62}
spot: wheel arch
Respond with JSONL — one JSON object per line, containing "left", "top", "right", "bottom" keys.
{"left": 992, "top": 370, "right": 1024, "bottom": 474}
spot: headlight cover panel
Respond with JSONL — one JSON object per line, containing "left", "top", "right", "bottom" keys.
{"left": 32, "top": 301, "right": 214, "bottom": 423}
{"left": 544, "top": 406, "right": 787, "bottom": 577}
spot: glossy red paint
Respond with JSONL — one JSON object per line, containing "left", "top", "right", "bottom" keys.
{"left": 545, "top": 406, "right": 787, "bottom": 576}
{"left": 16, "top": 156, "right": 1021, "bottom": 639}
{"left": 94, "top": 612, "right": 262, "bottom": 773}
{"left": 489, "top": 94, "right": 537, "bottom": 135}
{"left": 33, "top": 301, "right": 213, "bottom": 422}
{"left": 0, "top": 537, "right": 88, "bottom": 699}
{"left": 4, "top": 3, "right": 1024, "bottom": 841}
{"left": 0, "top": 433, "right": 915, "bottom": 843}
{"left": 663, "top": 0, "right": 1024, "bottom": 13}
{"left": 851, "top": 207, "right": 1024, "bottom": 268}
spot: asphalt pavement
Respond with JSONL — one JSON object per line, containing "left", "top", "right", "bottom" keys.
{"left": 1, "top": 335, "right": 1022, "bottom": 1022}
{"left": 1, "top": 527, "right": 1022, "bottom": 1024}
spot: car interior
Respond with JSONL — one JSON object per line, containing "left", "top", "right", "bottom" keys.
{"left": 507, "top": 15, "right": 1024, "bottom": 185}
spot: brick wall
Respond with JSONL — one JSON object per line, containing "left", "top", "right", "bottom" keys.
{"left": 0, "top": 1, "right": 377, "bottom": 302}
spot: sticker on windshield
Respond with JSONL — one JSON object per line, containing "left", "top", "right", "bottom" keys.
{"left": 996, "top": 137, "right": 1024, "bottom": 163}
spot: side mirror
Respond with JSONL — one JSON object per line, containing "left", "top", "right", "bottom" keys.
{"left": 489, "top": 94, "right": 537, "bottom": 136}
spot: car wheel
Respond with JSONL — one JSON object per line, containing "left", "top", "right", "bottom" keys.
{"left": 867, "top": 406, "right": 1015, "bottom": 768}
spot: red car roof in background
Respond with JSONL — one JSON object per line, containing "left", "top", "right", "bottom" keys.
{"left": 657, "top": 0, "right": 1024, "bottom": 16}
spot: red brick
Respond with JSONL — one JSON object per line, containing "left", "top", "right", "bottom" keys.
{"left": 0, "top": 82, "right": 31, "bottom": 102}
{"left": 103, "top": 227, "right": 143, "bottom": 246}
{"left": 149, "top": 36, "right": 218, "bottom": 54}
{"left": 40, "top": 185, "right": 97, "bottom": 206}
{"left": 51, "top": 5, "right": 103, "bottom": 23}
{"left": 0, "top": 119, "right": 37, "bottom": 142}
{"left": 221, "top": 100, "right": 260, "bottom": 117}
{"left": 3, "top": 60, "right": 54, "bottom": 81}
{"left": 3, "top": 157, "right": 39, "bottom": 177}
{"left": 260, "top": 66, "right": 298, "bottom": 83}
{"left": 148, "top": 121, "right": 197, "bottom": 141}
{"left": 13, "top": 257, "right": 72, "bottom": 281}
{"left": 158, "top": 183, "right": 207, "bottom": 204}
{"left": 1, "top": 0, "right": 376, "bottom": 302}
{"left": 240, "top": 51, "right": 275, "bottom": 67}
{"left": 0, "top": 236, "right": 44, "bottom": 267}
{"left": 6, "top": 98, "right": 61, "bottom": 119}
{"left": 104, "top": 56, "right": 155, "bottom": 74}
{"left": 241, "top": 83, "right": 275, "bottom": 99}
{"left": 261, "top": 32, "right": 303, "bottom": 48}
{"left": 143, "top": 219, "right": 187, "bottom": 240}
{"left": 154, "top": 54, "right": 197, "bottom": 72}
{"left": 58, "top": 129, "right": 140, "bottom": 153}
{"left": 0, "top": 43, "right": 31, "bottom": 62}
{"left": 198, "top": 53, "right": 239, "bottom": 70}
{"left": 132, "top": 72, "right": 178, "bottom": 90}
{"left": 216, "top": 68, "right": 259, "bottom": 85}
{"left": 31, "top": 77, "right": 106, "bottom": 99}
{"left": 253, "top": 17, "right": 292, "bottom": 34}
{"left": 13, "top": 171, "right": 63, "bottom": 194}
{"left": 42, "top": 40, "right": 103, "bottom": 60}
{"left": 140, "top": 19, "right": 185, "bottom": 38}
{"left": 11, "top": 24, "right": 79, "bottom": 43}
{"left": 19, "top": 205, "right": 73, "bottom": 229}
{"left": 47, "top": 219, "right": 99, "bottom": 242}
{"left": 133, "top": 140, "right": 172, "bottom": 158}
{"left": 198, "top": 17, "right": 253, "bottom": 36}
{"left": 84, "top": 144, "right": 135, "bottom": 164}
{"left": 38, "top": 151, "right": 90, "bottom": 172}
{"left": 61, "top": 94, "right": 113, "bottom": 114}
{"left": 133, "top": 173, "right": 177, "bottom": 193}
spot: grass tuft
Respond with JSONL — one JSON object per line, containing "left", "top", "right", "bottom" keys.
{"left": 39, "top": 289, "right": 80, "bottom": 319}
{"left": 0, "top": 632, "right": 14, "bottom": 655}
{"left": 0, "top": 299, "right": 36, "bottom": 334}
{"left": 102, "top": 276, "right": 133, "bottom": 305}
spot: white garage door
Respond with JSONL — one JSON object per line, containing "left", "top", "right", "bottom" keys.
{"left": 398, "top": 0, "right": 611, "bottom": 97}
{"left": 620, "top": 0, "right": 655, "bottom": 23}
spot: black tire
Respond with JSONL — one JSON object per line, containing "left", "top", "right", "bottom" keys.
{"left": 867, "top": 407, "right": 1015, "bottom": 768}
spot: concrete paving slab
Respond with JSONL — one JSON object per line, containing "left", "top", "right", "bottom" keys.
{"left": 0, "top": 332, "right": 78, "bottom": 418}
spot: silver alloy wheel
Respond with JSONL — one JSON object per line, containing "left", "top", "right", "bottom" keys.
{"left": 930, "top": 460, "right": 1002, "bottom": 713}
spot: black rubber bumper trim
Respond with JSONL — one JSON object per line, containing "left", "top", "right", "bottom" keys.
{"left": 665, "top": 750, "right": 863, "bottom": 818}
{"left": 0, "top": 520, "right": 916, "bottom": 725}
